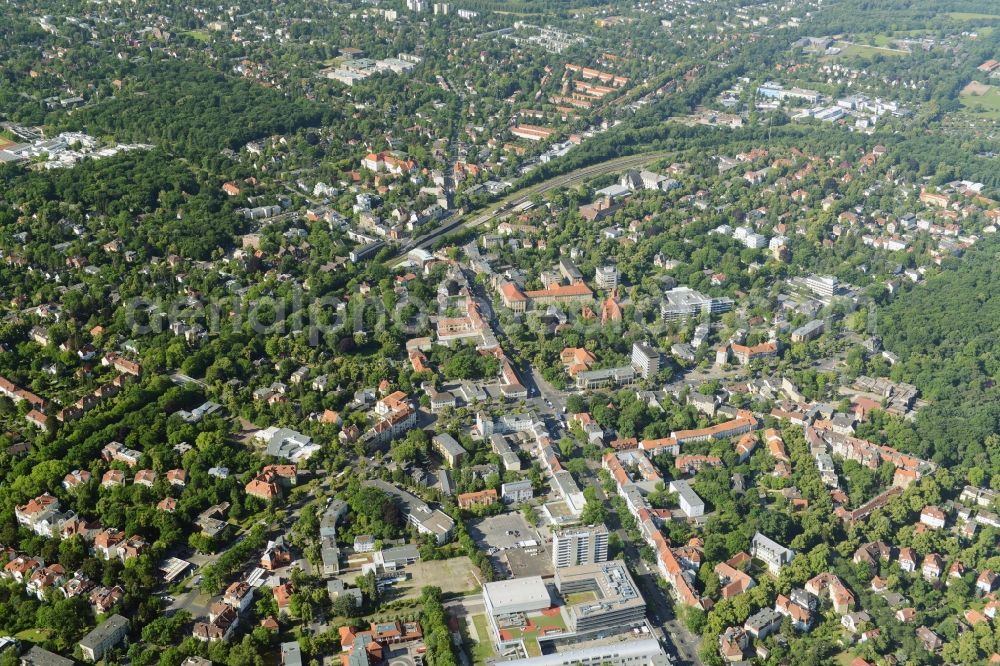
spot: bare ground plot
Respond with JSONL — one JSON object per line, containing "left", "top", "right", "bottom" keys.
{"left": 962, "top": 81, "right": 992, "bottom": 96}
{"left": 392, "top": 556, "right": 481, "bottom": 599}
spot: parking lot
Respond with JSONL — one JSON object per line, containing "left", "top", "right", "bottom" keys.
{"left": 468, "top": 513, "right": 538, "bottom": 552}
{"left": 467, "top": 513, "right": 554, "bottom": 579}
{"left": 503, "top": 547, "right": 553, "bottom": 578}
{"left": 385, "top": 644, "right": 423, "bottom": 666}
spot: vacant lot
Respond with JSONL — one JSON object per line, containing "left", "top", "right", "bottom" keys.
{"left": 963, "top": 81, "right": 992, "bottom": 96}
{"left": 394, "top": 556, "right": 481, "bottom": 599}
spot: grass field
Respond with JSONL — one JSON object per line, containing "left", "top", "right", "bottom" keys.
{"left": 960, "top": 82, "right": 1000, "bottom": 119}
{"left": 833, "top": 41, "right": 907, "bottom": 59}
{"left": 183, "top": 29, "right": 213, "bottom": 42}
{"left": 15, "top": 628, "right": 51, "bottom": 642}
{"left": 869, "top": 31, "right": 932, "bottom": 46}
{"left": 946, "top": 11, "right": 1000, "bottom": 20}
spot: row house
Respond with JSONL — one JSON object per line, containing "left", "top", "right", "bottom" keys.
{"left": 102, "top": 353, "right": 142, "bottom": 377}
{"left": 675, "top": 455, "right": 723, "bottom": 475}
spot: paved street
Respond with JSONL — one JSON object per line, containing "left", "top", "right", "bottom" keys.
{"left": 394, "top": 150, "right": 674, "bottom": 257}
{"left": 165, "top": 487, "right": 313, "bottom": 617}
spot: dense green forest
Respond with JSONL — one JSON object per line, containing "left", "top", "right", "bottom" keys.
{"left": 0, "top": 150, "right": 248, "bottom": 259}
{"left": 881, "top": 238, "right": 1000, "bottom": 470}
{"left": 63, "top": 59, "right": 337, "bottom": 158}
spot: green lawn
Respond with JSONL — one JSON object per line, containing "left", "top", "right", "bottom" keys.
{"left": 833, "top": 652, "right": 857, "bottom": 666}
{"left": 183, "top": 29, "right": 213, "bottom": 42}
{"left": 471, "top": 615, "right": 496, "bottom": 665}
{"left": 960, "top": 85, "right": 1000, "bottom": 119}
{"left": 15, "top": 628, "right": 51, "bottom": 642}
{"left": 834, "top": 41, "right": 907, "bottom": 58}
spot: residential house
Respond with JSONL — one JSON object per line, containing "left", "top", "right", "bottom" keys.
{"left": 79, "top": 614, "right": 129, "bottom": 662}
{"left": 62, "top": 470, "right": 92, "bottom": 491}
{"left": 134, "top": 469, "right": 157, "bottom": 487}
{"left": 101, "top": 470, "right": 126, "bottom": 488}
{"left": 273, "top": 582, "right": 294, "bottom": 615}
{"left": 751, "top": 532, "right": 795, "bottom": 575}
{"left": 922, "top": 553, "right": 944, "bottom": 581}
{"left": 806, "top": 573, "right": 855, "bottom": 614}
{"left": 920, "top": 506, "right": 946, "bottom": 529}
{"left": 719, "top": 627, "right": 748, "bottom": 663}
{"left": 4, "top": 557, "right": 41, "bottom": 584}
{"left": 744, "top": 608, "right": 782, "bottom": 640}
{"left": 89, "top": 585, "right": 124, "bottom": 615}
{"left": 917, "top": 626, "right": 942, "bottom": 653}
{"left": 978, "top": 570, "right": 998, "bottom": 595}
{"left": 193, "top": 606, "right": 238, "bottom": 642}
{"left": 841, "top": 611, "right": 871, "bottom": 634}
{"left": 457, "top": 489, "right": 498, "bottom": 510}
{"left": 15, "top": 494, "right": 63, "bottom": 537}
{"left": 898, "top": 547, "right": 917, "bottom": 573}
{"left": 26, "top": 564, "right": 65, "bottom": 600}
{"left": 260, "top": 537, "right": 293, "bottom": 569}
{"left": 775, "top": 592, "right": 815, "bottom": 632}
{"left": 93, "top": 529, "right": 126, "bottom": 559}
{"left": 224, "top": 581, "right": 254, "bottom": 613}
{"left": 166, "top": 469, "right": 187, "bottom": 487}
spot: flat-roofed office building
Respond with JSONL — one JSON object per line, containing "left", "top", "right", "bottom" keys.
{"left": 552, "top": 525, "right": 609, "bottom": 569}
